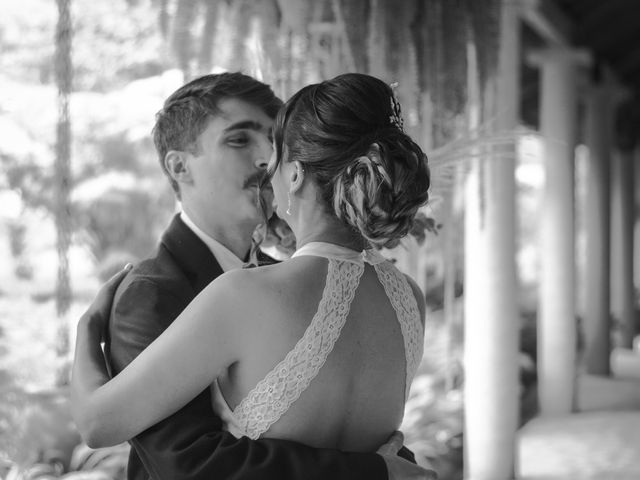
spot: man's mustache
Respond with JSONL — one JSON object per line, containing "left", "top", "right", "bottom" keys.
{"left": 244, "top": 172, "right": 271, "bottom": 190}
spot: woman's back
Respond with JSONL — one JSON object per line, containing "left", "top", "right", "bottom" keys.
{"left": 214, "top": 244, "right": 425, "bottom": 452}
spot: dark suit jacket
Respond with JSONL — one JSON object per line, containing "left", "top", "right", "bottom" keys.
{"left": 105, "top": 214, "right": 390, "bottom": 480}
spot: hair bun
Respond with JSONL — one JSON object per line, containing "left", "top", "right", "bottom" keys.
{"left": 333, "top": 137, "right": 430, "bottom": 248}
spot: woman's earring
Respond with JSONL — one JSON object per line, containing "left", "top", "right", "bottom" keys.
{"left": 286, "top": 191, "right": 292, "bottom": 216}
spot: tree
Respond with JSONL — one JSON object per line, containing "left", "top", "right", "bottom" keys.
{"left": 53, "top": 0, "right": 73, "bottom": 386}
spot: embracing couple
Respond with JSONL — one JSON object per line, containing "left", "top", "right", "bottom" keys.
{"left": 71, "top": 71, "right": 435, "bottom": 480}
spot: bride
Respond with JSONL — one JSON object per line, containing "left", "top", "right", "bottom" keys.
{"left": 71, "top": 72, "right": 431, "bottom": 458}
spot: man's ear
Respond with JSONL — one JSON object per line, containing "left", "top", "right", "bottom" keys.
{"left": 164, "top": 151, "right": 192, "bottom": 184}
{"left": 289, "top": 161, "right": 305, "bottom": 194}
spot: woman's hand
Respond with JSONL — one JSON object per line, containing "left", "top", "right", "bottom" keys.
{"left": 72, "top": 263, "right": 241, "bottom": 447}
{"left": 78, "top": 264, "right": 132, "bottom": 339}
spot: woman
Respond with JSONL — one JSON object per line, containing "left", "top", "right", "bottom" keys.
{"left": 71, "top": 73, "right": 430, "bottom": 453}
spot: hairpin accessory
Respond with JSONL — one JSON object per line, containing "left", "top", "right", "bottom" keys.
{"left": 389, "top": 82, "right": 404, "bottom": 132}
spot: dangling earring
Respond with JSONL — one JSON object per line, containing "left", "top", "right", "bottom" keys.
{"left": 286, "top": 191, "right": 292, "bottom": 216}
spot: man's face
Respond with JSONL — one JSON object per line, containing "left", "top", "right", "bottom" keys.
{"left": 184, "top": 97, "right": 275, "bottom": 232}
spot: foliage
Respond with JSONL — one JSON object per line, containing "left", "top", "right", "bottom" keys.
{"left": 402, "top": 315, "right": 464, "bottom": 480}
{"left": 74, "top": 179, "right": 174, "bottom": 267}
{"left": 0, "top": 385, "right": 128, "bottom": 480}
{"left": 0, "top": 0, "right": 537, "bottom": 478}
{"left": 1, "top": 0, "right": 164, "bottom": 92}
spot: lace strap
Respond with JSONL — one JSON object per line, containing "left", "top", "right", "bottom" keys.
{"left": 373, "top": 262, "right": 424, "bottom": 400}
{"left": 232, "top": 259, "right": 364, "bottom": 439}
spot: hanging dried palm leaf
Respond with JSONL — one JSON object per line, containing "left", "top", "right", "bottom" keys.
{"left": 230, "top": 0, "right": 255, "bottom": 71}
{"left": 336, "top": 0, "right": 369, "bottom": 73}
{"left": 411, "top": 0, "right": 431, "bottom": 96}
{"left": 277, "top": 0, "right": 313, "bottom": 33}
{"left": 252, "top": 0, "right": 281, "bottom": 86}
{"left": 367, "top": 0, "right": 387, "bottom": 77}
{"left": 365, "top": 0, "right": 420, "bottom": 137}
{"left": 156, "top": 0, "right": 171, "bottom": 40}
{"left": 198, "top": 0, "right": 221, "bottom": 73}
{"left": 211, "top": 0, "right": 255, "bottom": 72}
{"left": 304, "top": 0, "right": 339, "bottom": 80}
{"left": 172, "top": 0, "right": 199, "bottom": 80}
{"left": 441, "top": 1, "right": 468, "bottom": 117}
{"left": 466, "top": 0, "right": 500, "bottom": 113}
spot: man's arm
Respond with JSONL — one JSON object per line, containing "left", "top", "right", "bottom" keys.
{"left": 108, "top": 275, "right": 431, "bottom": 480}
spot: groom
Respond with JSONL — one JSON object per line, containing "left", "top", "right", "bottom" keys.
{"left": 104, "top": 72, "right": 434, "bottom": 480}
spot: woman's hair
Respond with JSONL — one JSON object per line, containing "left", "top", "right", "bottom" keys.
{"left": 269, "top": 73, "right": 430, "bottom": 248}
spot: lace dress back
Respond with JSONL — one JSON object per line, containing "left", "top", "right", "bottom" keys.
{"left": 211, "top": 242, "right": 424, "bottom": 440}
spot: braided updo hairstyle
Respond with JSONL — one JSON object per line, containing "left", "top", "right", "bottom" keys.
{"left": 270, "top": 73, "right": 430, "bottom": 249}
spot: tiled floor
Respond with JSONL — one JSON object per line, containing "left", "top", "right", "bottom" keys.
{"left": 517, "top": 374, "right": 640, "bottom": 480}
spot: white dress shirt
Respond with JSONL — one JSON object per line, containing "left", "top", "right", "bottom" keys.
{"left": 180, "top": 211, "right": 245, "bottom": 272}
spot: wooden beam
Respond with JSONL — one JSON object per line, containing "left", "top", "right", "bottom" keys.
{"left": 519, "top": 0, "right": 573, "bottom": 46}
{"left": 526, "top": 47, "right": 591, "bottom": 69}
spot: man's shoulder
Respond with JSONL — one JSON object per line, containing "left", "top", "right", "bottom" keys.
{"left": 106, "top": 247, "right": 196, "bottom": 369}
{"left": 110, "top": 247, "right": 194, "bottom": 325}
{"left": 132, "top": 248, "right": 185, "bottom": 280}
{"left": 122, "top": 248, "right": 191, "bottom": 296}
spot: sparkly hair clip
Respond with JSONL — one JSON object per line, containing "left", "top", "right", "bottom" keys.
{"left": 389, "top": 82, "right": 404, "bottom": 132}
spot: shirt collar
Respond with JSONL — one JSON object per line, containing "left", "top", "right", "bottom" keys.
{"left": 180, "top": 211, "right": 245, "bottom": 272}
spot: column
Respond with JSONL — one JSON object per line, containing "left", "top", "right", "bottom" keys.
{"left": 535, "top": 49, "right": 580, "bottom": 415}
{"left": 583, "top": 84, "right": 612, "bottom": 374}
{"left": 611, "top": 102, "right": 637, "bottom": 349}
{"left": 464, "top": 2, "right": 519, "bottom": 479}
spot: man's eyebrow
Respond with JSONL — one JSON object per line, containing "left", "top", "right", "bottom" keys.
{"left": 223, "top": 120, "right": 266, "bottom": 133}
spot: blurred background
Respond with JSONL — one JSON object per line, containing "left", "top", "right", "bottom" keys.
{"left": 1, "top": 0, "right": 639, "bottom": 479}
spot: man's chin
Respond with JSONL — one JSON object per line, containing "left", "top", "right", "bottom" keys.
{"left": 262, "top": 202, "right": 274, "bottom": 220}
{"left": 256, "top": 191, "right": 274, "bottom": 219}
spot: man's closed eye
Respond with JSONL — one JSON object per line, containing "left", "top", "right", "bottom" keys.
{"left": 227, "top": 135, "right": 249, "bottom": 147}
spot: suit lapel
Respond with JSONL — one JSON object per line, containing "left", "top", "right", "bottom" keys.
{"left": 161, "top": 214, "right": 224, "bottom": 293}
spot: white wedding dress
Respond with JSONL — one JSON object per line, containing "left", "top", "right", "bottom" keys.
{"left": 211, "top": 241, "right": 424, "bottom": 440}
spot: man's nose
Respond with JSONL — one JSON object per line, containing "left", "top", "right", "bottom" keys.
{"left": 254, "top": 156, "right": 269, "bottom": 170}
{"left": 254, "top": 137, "right": 273, "bottom": 170}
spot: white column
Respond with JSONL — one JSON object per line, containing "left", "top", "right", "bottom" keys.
{"left": 463, "top": 3, "right": 519, "bottom": 479}
{"left": 610, "top": 103, "right": 636, "bottom": 349}
{"left": 584, "top": 85, "right": 612, "bottom": 374}
{"left": 636, "top": 149, "right": 640, "bottom": 297}
{"left": 536, "top": 49, "right": 579, "bottom": 415}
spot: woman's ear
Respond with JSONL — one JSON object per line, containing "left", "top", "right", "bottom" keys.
{"left": 164, "top": 151, "right": 192, "bottom": 184}
{"left": 288, "top": 161, "right": 305, "bottom": 194}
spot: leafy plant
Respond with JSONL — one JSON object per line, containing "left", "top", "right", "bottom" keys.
{"left": 0, "top": 387, "right": 129, "bottom": 480}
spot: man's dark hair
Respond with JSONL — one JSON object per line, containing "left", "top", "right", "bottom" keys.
{"left": 152, "top": 72, "right": 282, "bottom": 198}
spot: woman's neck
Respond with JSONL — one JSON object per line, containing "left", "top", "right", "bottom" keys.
{"left": 293, "top": 213, "right": 368, "bottom": 252}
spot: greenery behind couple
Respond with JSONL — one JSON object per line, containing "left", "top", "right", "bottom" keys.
{"left": 1, "top": 1, "right": 546, "bottom": 479}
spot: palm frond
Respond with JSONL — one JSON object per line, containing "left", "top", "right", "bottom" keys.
{"left": 427, "top": 126, "right": 537, "bottom": 199}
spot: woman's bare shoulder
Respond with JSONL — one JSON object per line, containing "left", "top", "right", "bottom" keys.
{"left": 203, "top": 262, "right": 299, "bottom": 313}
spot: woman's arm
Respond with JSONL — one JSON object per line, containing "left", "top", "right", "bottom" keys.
{"left": 71, "top": 267, "right": 243, "bottom": 448}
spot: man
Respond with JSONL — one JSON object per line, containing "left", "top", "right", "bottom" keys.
{"left": 105, "top": 72, "right": 434, "bottom": 480}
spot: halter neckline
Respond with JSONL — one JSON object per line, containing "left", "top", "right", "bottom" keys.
{"left": 212, "top": 241, "right": 423, "bottom": 440}
{"left": 291, "top": 241, "right": 387, "bottom": 265}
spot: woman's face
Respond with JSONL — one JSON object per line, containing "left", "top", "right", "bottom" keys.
{"left": 268, "top": 146, "right": 288, "bottom": 220}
